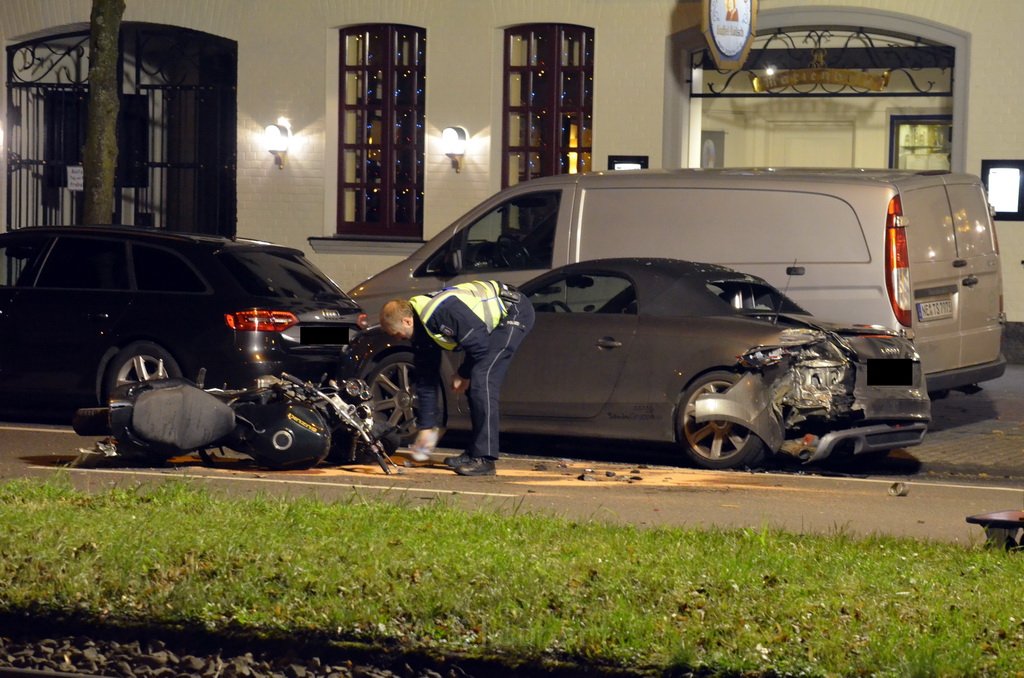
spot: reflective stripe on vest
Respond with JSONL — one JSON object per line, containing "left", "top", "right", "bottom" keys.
{"left": 410, "top": 280, "right": 506, "bottom": 350}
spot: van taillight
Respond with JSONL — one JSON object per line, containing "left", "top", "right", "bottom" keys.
{"left": 224, "top": 310, "right": 298, "bottom": 332}
{"left": 885, "top": 195, "right": 913, "bottom": 328}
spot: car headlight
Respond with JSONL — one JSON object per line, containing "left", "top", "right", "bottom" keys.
{"left": 738, "top": 346, "right": 787, "bottom": 369}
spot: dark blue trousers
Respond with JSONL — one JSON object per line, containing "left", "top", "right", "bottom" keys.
{"left": 466, "top": 299, "right": 534, "bottom": 458}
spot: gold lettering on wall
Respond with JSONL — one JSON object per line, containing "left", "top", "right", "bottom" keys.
{"left": 751, "top": 68, "right": 890, "bottom": 93}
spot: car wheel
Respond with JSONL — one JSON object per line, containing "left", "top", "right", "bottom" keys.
{"left": 365, "top": 352, "right": 419, "bottom": 443}
{"left": 676, "top": 370, "right": 766, "bottom": 470}
{"left": 103, "top": 341, "right": 182, "bottom": 400}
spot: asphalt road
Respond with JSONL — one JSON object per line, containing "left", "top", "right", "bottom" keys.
{"left": 1, "top": 365, "right": 1022, "bottom": 546}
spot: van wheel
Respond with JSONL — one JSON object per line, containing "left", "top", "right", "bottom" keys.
{"left": 103, "top": 341, "right": 182, "bottom": 400}
{"left": 365, "top": 353, "right": 419, "bottom": 444}
{"left": 675, "top": 371, "right": 766, "bottom": 470}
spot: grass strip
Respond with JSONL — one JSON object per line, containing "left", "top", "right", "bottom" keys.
{"left": 0, "top": 476, "right": 1022, "bottom": 676}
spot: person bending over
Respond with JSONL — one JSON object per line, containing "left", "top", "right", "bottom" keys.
{"left": 378, "top": 280, "right": 535, "bottom": 476}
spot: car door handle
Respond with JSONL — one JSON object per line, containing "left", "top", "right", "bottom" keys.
{"left": 952, "top": 258, "right": 968, "bottom": 268}
{"left": 86, "top": 312, "right": 110, "bottom": 321}
{"left": 962, "top": 275, "right": 979, "bottom": 288}
{"left": 596, "top": 336, "right": 623, "bottom": 349}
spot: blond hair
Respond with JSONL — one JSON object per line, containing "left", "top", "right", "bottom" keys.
{"left": 379, "top": 299, "right": 414, "bottom": 334}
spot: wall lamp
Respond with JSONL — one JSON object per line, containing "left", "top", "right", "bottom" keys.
{"left": 264, "top": 119, "right": 291, "bottom": 169}
{"left": 441, "top": 126, "right": 468, "bottom": 173}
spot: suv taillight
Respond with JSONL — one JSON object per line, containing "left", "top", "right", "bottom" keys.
{"left": 884, "top": 195, "right": 913, "bottom": 328}
{"left": 224, "top": 310, "right": 298, "bottom": 332}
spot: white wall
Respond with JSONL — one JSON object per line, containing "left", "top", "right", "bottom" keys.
{"left": 1, "top": 0, "right": 1023, "bottom": 321}
{"left": 702, "top": 96, "right": 953, "bottom": 169}
{"left": 758, "top": 0, "right": 1024, "bottom": 321}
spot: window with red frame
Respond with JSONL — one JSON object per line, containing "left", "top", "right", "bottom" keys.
{"left": 338, "top": 25, "right": 425, "bottom": 239}
{"left": 503, "top": 24, "right": 594, "bottom": 188}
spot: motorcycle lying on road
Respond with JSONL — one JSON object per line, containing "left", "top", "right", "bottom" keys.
{"left": 71, "top": 369, "right": 399, "bottom": 473}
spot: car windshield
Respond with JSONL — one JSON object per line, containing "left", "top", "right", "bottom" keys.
{"left": 219, "top": 250, "right": 356, "bottom": 305}
{"left": 705, "top": 279, "right": 806, "bottom": 315}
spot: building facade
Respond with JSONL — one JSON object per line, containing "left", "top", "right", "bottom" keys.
{"left": 2, "top": 0, "right": 1021, "bottom": 356}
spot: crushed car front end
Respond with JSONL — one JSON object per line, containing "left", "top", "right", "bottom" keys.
{"left": 695, "top": 321, "right": 930, "bottom": 463}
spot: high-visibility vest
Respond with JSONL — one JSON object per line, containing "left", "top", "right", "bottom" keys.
{"left": 410, "top": 280, "right": 507, "bottom": 350}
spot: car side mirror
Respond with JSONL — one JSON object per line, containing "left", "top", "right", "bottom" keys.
{"left": 441, "top": 250, "right": 463, "bottom": 276}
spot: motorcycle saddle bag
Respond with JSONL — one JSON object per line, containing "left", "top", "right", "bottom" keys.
{"left": 131, "top": 384, "right": 236, "bottom": 450}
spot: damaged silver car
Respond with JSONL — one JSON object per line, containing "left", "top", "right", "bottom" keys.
{"left": 341, "top": 257, "right": 930, "bottom": 470}
{"left": 696, "top": 324, "right": 929, "bottom": 466}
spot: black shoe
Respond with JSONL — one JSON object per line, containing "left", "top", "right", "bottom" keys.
{"left": 454, "top": 457, "right": 496, "bottom": 476}
{"left": 444, "top": 452, "right": 472, "bottom": 468}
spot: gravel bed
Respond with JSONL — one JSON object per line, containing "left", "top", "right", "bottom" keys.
{"left": 0, "top": 631, "right": 436, "bottom": 677}
{"left": 0, "top": 623, "right": 641, "bottom": 678}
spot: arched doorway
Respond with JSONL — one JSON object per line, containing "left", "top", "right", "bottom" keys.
{"left": 5, "top": 23, "right": 237, "bottom": 234}
{"left": 662, "top": 7, "right": 968, "bottom": 172}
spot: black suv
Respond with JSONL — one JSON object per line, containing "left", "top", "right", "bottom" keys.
{"left": 0, "top": 226, "right": 364, "bottom": 412}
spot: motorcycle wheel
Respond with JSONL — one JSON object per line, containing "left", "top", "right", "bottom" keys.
{"left": 325, "top": 431, "right": 355, "bottom": 464}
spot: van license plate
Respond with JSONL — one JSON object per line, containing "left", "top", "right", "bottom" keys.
{"left": 916, "top": 299, "right": 953, "bottom": 321}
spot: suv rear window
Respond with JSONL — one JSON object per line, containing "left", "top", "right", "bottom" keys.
{"left": 219, "top": 250, "right": 351, "bottom": 301}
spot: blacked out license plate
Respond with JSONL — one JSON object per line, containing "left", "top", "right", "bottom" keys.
{"left": 867, "top": 358, "right": 913, "bottom": 386}
{"left": 300, "top": 326, "right": 350, "bottom": 345}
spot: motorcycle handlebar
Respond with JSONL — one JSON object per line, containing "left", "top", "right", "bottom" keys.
{"left": 279, "top": 372, "right": 309, "bottom": 388}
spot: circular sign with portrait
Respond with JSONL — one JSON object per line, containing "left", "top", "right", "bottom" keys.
{"left": 702, "top": 0, "right": 757, "bottom": 70}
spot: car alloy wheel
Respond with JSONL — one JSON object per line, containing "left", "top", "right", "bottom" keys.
{"left": 365, "top": 353, "right": 419, "bottom": 443}
{"left": 677, "top": 370, "right": 765, "bottom": 470}
{"left": 103, "top": 341, "right": 182, "bottom": 400}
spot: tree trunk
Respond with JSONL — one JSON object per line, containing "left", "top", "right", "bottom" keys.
{"left": 82, "top": 0, "right": 126, "bottom": 225}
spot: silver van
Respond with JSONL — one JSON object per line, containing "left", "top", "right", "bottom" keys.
{"left": 348, "top": 168, "right": 1005, "bottom": 392}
